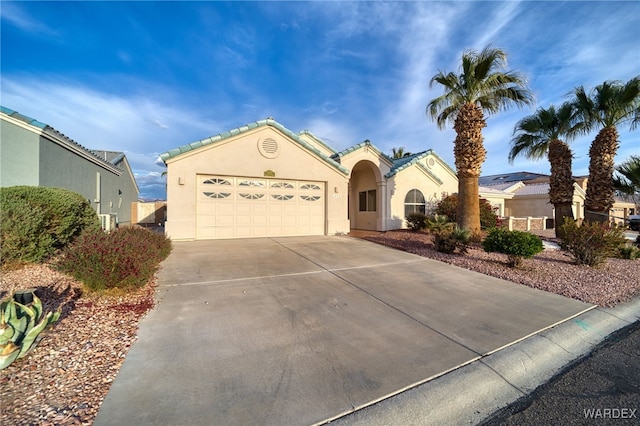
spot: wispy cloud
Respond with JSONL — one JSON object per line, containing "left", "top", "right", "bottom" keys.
{"left": 1, "top": 76, "right": 223, "bottom": 198}
{"left": 0, "top": 3, "right": 58, "bottom": 37}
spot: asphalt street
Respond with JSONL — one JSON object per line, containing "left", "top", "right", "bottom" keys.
{"left": 481, "top": 320, "right": 640, "bottom": 425}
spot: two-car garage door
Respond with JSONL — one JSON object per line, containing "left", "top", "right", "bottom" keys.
{"left": 196, "top": 175, "right": 325, "bottom": 239}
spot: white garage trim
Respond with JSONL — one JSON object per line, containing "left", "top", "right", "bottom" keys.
{"left": 196, "top": 175, "right": 325, "bottom": 239}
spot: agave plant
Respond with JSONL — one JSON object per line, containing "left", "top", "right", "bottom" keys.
{"left": 0, "top": 291, "right": 60, "bottom": 370}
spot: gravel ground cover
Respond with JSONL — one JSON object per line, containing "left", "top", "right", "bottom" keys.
{"left": 1, "top": 264, "right": 155, "bottom": 425}
{"left": 359, "top": 229, "right": 640, "bottom": 307}
{"left": 1, "top": 231, "right": 639, "bottom": 425}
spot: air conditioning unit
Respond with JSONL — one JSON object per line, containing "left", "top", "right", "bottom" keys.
{"left": 99, "top": 214, "right": 117, "bottom": 232}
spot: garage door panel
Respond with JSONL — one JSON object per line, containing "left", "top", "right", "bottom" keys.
{"left": 196, "top": 175, "right": 325, "bottom": 239}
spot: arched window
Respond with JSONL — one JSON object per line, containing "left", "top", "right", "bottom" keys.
{"left": 404, "top": 189, "right": 426, "bottom": 217}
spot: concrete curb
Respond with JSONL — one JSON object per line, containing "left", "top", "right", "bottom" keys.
{"left": 328, "top": 297, "right": 640, "bottom": 425}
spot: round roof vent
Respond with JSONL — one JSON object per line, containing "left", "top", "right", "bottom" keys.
{"left": 258, "top": 137, "right": 280, "bottom": 158}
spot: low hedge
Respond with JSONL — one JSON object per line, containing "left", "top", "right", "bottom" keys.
{"left": 55, "top": 226, "right": 172, "bottom": 292}
{"left": 0, "top": 186, "right": 100, "bottom": 264}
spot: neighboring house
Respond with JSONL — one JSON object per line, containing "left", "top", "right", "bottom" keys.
{"left": 0, "top": 106, "right": 139, "bottom": 226}
{"left": 479, "top": 171, "right": 637, "bottom": 225}
{"left": 160, "top": 118, "right": 458, "bottom": 240}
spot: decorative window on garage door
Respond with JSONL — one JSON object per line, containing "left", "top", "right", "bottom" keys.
{"left": 272, "top": 194, "right": 294, "bottom": 201}
{"left": 239, "top": 193, "right": 265, "bottom": 200}
{"left": 203, "top": 192, "right": 231, "bottom": 199}
{"left": 300, "top": 183, "right": 322, "bottom": 190}
{"left": 271, "top": 182, "right": 294, "bottom": 189}
{"left": 203, "top": 178, "right": 231, "bottom": 185}
{"left": 239, "top": 180, "right": 265, "bottom": 187}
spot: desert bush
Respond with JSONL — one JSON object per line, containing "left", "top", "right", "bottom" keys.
{"left": 559, "top": 218, "right": 625, "bottom": 267}
{"left": 434, "top": 226, "right": 471, "bottom": 254}
{"left": 483, "top": 228, "right": 544, "bottom": 267}
{"left": 560, "top": 218, "right": 625, "bottom": 267}
{"left": 426, "top": 214, "right": 454, "bottom": 233}
{"left": 0, "top": 186, "right": 100, "bottom": 264}
{"left": 435, "top": 195, "right": 499, "bottom": 230}
{"left": 406, "top": 212, "right": 428, "bottom": 231}
{"left": 56, "top": 226, "right": 172, "bottom": 292}
{"left": 618, "top": 246, "right": 640, "bottom": 260}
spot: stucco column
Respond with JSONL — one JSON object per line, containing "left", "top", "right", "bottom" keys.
{"left": 377, "top": 180, "right": 387, "bottom": 231}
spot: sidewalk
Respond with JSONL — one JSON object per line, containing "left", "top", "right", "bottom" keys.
{"left": 331, "top": 296, "right": 640, "bottom": 425}
{"left": 481, "top": 319, "right": 640, "bottom": 425}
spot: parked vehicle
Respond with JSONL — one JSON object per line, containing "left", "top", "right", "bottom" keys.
{"left": 628, "top": 215, "right": 640, "bottom": 231}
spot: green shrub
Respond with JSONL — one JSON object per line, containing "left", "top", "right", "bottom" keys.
{"left": 435, "top": 195, "right": 499, "bottom": 230}
{"left": 0, "top": 186, "right": 100, "bottom": 264}
{"left": 426, "top": 214, "right": 454, "bottom": 233}
{"left": 558, "top": 218, "right": 625, "bottom": 267}
{"left": 406, "top": 212, "right": 428, "bottom": 231}
{"left": 483, "top": 228, "right": 544, "bottom": 267}
{"left": 55, "top": 226, "right": 172, "bottom": 292}
{"left": 434, "top": 226, "right": 471, "bottom": 254}
{"left": 618, "top": 246, "right": 640, "bottom": 260}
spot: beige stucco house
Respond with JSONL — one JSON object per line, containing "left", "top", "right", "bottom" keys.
{"left": 480, "top": 172, "right": 638, "bottom": 226}
{"left": 160, "top": 118, "right": 458, "bottom": 240}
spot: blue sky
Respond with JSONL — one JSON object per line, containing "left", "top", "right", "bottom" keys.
{"left": 2, "top": 1, "right": 639, "bottom": 200}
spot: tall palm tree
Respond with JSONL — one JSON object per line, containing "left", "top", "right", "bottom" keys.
{"left": 391, "top": 147, "right": 412, "bottom": 159}
{"left": 509, "top": 102, "right": 581, "bottom": 236}
{"left": 427, "top": 45, "right": 534, "bottom": 235}
{"left": 572, "top": 77, "right": 640, "bottom": 223}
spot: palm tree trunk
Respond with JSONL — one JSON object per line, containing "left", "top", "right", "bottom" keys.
{"left": 453, "top": 103, "right": 486, "bottom": 236}
{"left": 585, "top": 127, "right": 619, "bottom": 223}
{"left": 548, "top": 139, "right": 575, "bottom": 236}
{"left": 457, "top": 175, "right": 481, "bottom": 234}
{"left": 553, "top": 202, "right": 574, "bottom": 236}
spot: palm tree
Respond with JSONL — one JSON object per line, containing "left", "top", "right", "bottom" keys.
{"left": 571, "top": 77, "right": 640, "bottom": 223}
{"left": 427, "top": 45, "right": 534, "bottom": 235}
{"left": 614, "top": 155, "right": 640, "bottom": 205}
{"left": 509, "top": 102, "right": 581, "bottom": 236}
{"left": 391, "top": 147, "right": 412, "bottom": 159}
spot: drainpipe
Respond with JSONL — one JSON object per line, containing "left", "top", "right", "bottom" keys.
{"left": 95, "top": 172, "right": 101, "bottom": 214}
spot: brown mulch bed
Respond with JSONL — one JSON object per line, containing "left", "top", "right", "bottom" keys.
{"left": 1, "top": 264, "right": 156, "bottom": 425}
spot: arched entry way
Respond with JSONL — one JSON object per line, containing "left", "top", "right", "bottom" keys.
{"left": 349, "top": 160, "right": 384, "bottom": 231}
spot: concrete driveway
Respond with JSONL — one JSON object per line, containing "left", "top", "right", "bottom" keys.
{"left": 95, "top": 236, "right": 593, "bottom": 426}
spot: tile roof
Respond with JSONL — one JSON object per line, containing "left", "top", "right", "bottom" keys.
{"left": 91, "top": 150, "right": 126, "bottom": 169}
{"left": 159, "top": 118, "right": 350, "bottom": 175}
{"left": 1, "top": 106, "right": 123, "bottom": 172}
{"left": 385, "top": 150, "right": 439, "bottom": 181}
{"left": 298, "top": 130, "right": 337, "bottom": 154}
{"left": 512, "top": 183, "right": 550, "bottom": 196}
{"left": 479, "top": 185, "right": 512, "bottom": 195}
{"left": 0, "top": 106, "right": 48, "bottom": 128}
{"left": 331, "top": 140, "right": 393, "bottom": 163}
